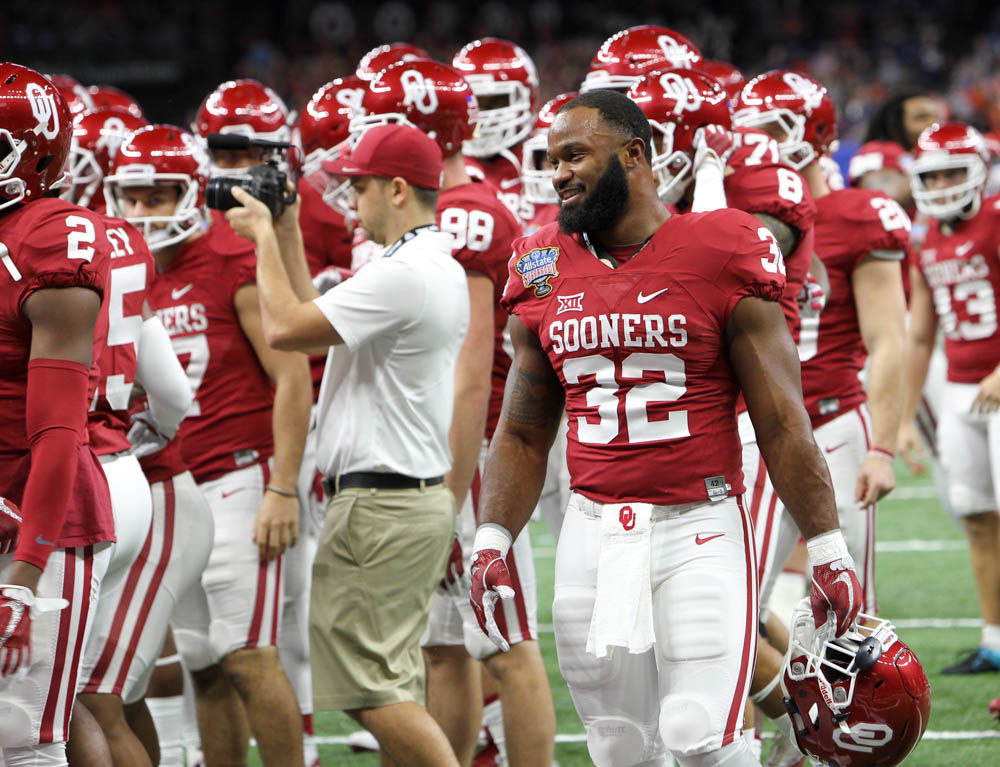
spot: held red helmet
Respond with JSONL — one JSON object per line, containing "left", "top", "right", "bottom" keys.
{"left": 781, "top": 600, "right": 931, "bottom": 767}
{"left": 194, "top": 78, "right": 291, "bottom": 142}
{"left": 626, "top": 68, "right": 731, "bottom": 204}
{"left": 45, "top": 73, "right": 94, "bottom": 118}
{"left": 911, "top": 122, "right": 990, "bottom": 221}
{"left": 581, "top": 26, "right": 703, "bottom": 94}
{"left": 64, "top": 107, "right": 150, "bottom": 208}
{"left": 356, "top": 42, "right": 432, "bottom": 82}
{"left": 0, "top": 63, "right": 73, "bottom": 211}
{"left": 733, "top": 70, "right": 836, "bottom": 170}
{"left": 104, "top": 124, "right": 210, "bottom": 251}
{"left": 451, "top": 38, "right": 539, "bottom": 156}
{"left": 352, "top": 59, "right": 478, "bottom": 157}
{"left": 87, "top": 85, "right": 145, "bottom": 120}
{"left": 522, "top": 91, "right": 578, "bottom": 205}
{"left": 698, "top": 60, "right": 745, "bottom": 104}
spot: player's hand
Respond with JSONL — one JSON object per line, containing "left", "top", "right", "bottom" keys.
{"left": 971, "top": 370, "right": 1000, "bottom": 415}
{"left": 226, "top": 186, "right": 275, "bottom": 243}
{"left": 693, "top": 125, "right": 735, "bottom": 172}
{"left": 807, "top": 531, "right": 863, "bottom": 637}
{"left": 797, "top": 272, "right": 826, "bottom": 317}
{"left": 438, "top": 535, "right": 468, "bottom": 597}
{"left": 0, "top": 585, "right": 69, "bottom": 677}
{"left": 312, "top": 267, "right": 347, "bottom": 294}
{"left": 127, "top": 410, "right": 171, "bottom": 459}
{"left": 254, "top": 489, "right": 299, "bottom": 562}
{"left": 897, "top": 421, "right": 926, "bottom": 476}
{"left": 0, "top": 497, "right": 22, "bottom": 556}
{"left": 855, "top": 450, "right": 895, "bottom": 508}
{"left": 470, "top": 549, "right": 515, "bottom": 652}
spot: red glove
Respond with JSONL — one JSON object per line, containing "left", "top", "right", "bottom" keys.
{"left": 693, "top": 124, "right": 736, "bottom": 171}
{"left": 438, "top": 535, "right": 467, "bottom": 596}
{"left": 0, "top": 497, "right": 21, "bottom": 556}
{"left": 798, "top": 272, "right": 826, "bottom": 316}
{"left": 469, "top": 524, "right": 516, "bottom": 653}
{"left": 807, "top": 531, "right": 863, "bottom": 637}
{"left": 0, "top": 585, "right": 68, "bottom": 677}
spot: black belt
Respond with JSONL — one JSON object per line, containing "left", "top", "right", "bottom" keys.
{"left": 322, "top": 472, "right": 444, "bottom": 495}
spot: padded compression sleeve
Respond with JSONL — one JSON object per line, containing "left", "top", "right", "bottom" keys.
{"left": 136, "top": 316, "right": 192, "bottom": 438}
{"left": 16, "top": 359, "right": 90, "bottom": 569}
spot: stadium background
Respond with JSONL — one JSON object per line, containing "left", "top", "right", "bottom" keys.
{"left": 7, "top": 0, "right": 1000, "bottom": 763}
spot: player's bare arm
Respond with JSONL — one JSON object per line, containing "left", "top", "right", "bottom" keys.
{"left": 447, "top": 273, "right": 496, "bottom": 510}
{"left": 752, "top": 212, "right": 800, "bottom": 262}
{"left": 235, "top": 284, "right": 311, "bottom": 561}
{"left": 11, "top": 287, "right": 102, "bottom": 592}
{"left": 478, "top": 317, "right": 565, "bottom": 539}
{"left": 853, "top": 256, "right": 907, "bottom": 505}
{"left": 226, "top": 185, "right": 339, "bottom": 353}
{"left": 727, "top": 295, "right": 839, "bottom": 539}
{"left": 898, "top": 266, "right": 937, "bottom": 473}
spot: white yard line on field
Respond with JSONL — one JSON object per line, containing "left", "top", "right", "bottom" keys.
{"left": 534, "top": 617, "right": 983, "bottom": 633}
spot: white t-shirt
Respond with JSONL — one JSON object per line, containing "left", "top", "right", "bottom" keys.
{"left": 312, "top": 226, "right": 470, "bottom": 478}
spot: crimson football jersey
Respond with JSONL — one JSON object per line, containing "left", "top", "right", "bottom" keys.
{"left": 917, "top": 194, "right": 1000, "bottom": 383}
{"left": 797, "top": 189, "right": 910, "bottom": 426}
{"left": 438, "top": 181, "right": 522, "bottom": 438}
{"left": 88, "top": 216, "right": 156, "bottom": 455}
{"left": 502, "top": 210, "right": 785, "bottom": 505}
{"left": 523, "top": 203, "right": 559, "bottom": 236}
{"left": 146, "top": 214, "right": 273, "bottom": 483}
{"left": 0, "top": 198, "right": 115, "bottom": 546}
{"left": 465, "top": 146, "right": 534, "bottom": 225}
{"left": 297, "top": 176, "right": 352, "bottom": 274}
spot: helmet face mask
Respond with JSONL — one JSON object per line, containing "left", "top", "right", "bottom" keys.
{"left": 580, "top": 25, "right": 703, "bottom": 94}
{"left": 648, "top": 121, "right": 693, "bottom": 205}
{"left": 732, "top": 107, "right": 814, "bottom": 169}
{"left": 520, "top": 91, "right": 578, "bottom": 205}
{"left": 911, "top": 123, "right": 990, "bottom": 221}
{"left": 462, "top": 75, "right": 534, "bottom": 157}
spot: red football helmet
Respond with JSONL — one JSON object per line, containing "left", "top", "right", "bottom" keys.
{"left": 733, "top": 70, "right": 837, "bottom": 170}
{"left": 64, "top": 107, "right": 150, "bottom": 208}
{"left": 356, "top": 42, "right": 432, "bottom": 82}
{"left": 781, "top": 601, "right": 931, "bottom": 767}
{"left": 45, "top": 73, "right": 93, "bottom": 118}
{"left": 698, "top": 60, "right": 745, "bottom": 104}
{"left": 352, "top": 59, "right": 478, "bottom": 157}
{"left": 522, "top": 92, "right": 578, "bottom": 205}
{"left": 581, "top": 25, "right": 703, "bottom": 94}
{"left": 300, "top": 76, "right": 366, "bottom": 175}
{"left": 452, "top": 38, "right": 539, "bottom": 156}
{"left": 194, "top": 78, "right": 291, "bottom": 142}
{"left": 626, "top": 68, "right": 731, "bottom": 204}
{"left": 0, "top": 64, "right": 73, "bottom": 211}
{"left": 911, "top": 122, "right": 990, "bottom": 221}
{"left": 104, "top": 125, "right": 210, "bottom": 251}
{"left": 87, "top": 85, "right": 145, "bottom": 120}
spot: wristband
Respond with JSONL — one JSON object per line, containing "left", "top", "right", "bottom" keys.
{"left": 806, "top": 529, "right": 849, "bottom": 567}
{"left": 472, "top": 523, "right": 513, "bottom": 560}
{"left": 868, "top": 446, "right": 894, "bottom": 461}
{"left": 265, "top": 485, "right": 297, "bottom": 498}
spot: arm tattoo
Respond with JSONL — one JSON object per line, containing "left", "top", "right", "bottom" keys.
{"left": 504, "top": 362, "right": 564, "bottom": 430}
{"left": 753, "top": 212, "right": 799, "bottom": 258}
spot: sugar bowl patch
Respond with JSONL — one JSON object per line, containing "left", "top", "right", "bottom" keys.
{"left": 515, "top": 246, "right": 560, "bottom": 297}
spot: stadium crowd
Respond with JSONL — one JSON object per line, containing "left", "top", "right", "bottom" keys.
{"left": 2, "top": 6, "right": 1000, "bottom": 767}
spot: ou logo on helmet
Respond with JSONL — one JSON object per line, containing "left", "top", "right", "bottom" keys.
{"left": 658, "top": 72, "right": 703, "bottom": 112}
{"left": 96, "top": 116, "right": 129, "bottom": 158}
{"left": 782, "top": 72, "right": 824, "bottom": 112}
{"left": 657, "top": 34, "right": 697, "bottom": 68}
{"left": 335, "top": 88, "right": 365, "bottom": 115}
{"left": 401, "top": 71, "right": 438, "bottom": 116}
{"left": 832, "top": 722, "right": 893, "bottom": 753}
{"left": 26, "top": 83, "right": 60, "bottom": 140}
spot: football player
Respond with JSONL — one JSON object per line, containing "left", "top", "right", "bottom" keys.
{"left": 350, "top": 58, "right": 556, "bottom": 766}
{"left": 579, "top": 24, "right": 703, "bottom": 94}
{"left": 470, "top": 88, "right": 862, "bottom": 767}
{"left": 900, "top": 122, "right": 1000, "bottom": 675}
{"left": 105, "top": 124, "right": 310, "bottom": 767}
{"left": 0, "top": 63, "right": 116, "bottom": 767}
{"left": 86, "top": 84, "right": 145, "bottom": 120}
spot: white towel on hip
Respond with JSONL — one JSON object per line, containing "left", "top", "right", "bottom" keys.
{"left": 586, "top": 502, "right": 655, "bottom": 659}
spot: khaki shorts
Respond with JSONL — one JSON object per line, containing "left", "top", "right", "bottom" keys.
{"left": 310, "top": 483, "right": 455, "bottom": 711}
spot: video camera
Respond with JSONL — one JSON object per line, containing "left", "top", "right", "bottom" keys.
{"left": 204, "top": 134, "right": 297, "bottom": 217}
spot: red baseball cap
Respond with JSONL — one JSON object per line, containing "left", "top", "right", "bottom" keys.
{"left": 322, "top": 123, "right": 443, "bottom": 190}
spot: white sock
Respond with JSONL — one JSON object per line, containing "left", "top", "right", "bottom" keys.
{"left": 773, "top": 712, "right": 795, "bottom": 742}
{"left": 146, "top": 695, "right": 185, "bottom": 767}
{"left": 482, "top": 697, "right": 507, "bottom": 763}
{"left": 743, "top": 727, "right": 761, "bottom": 761}
{"left": 982, "top": 623, "right": 1000, "bottom": 652}
{"left": 181, "top": 664, "right": 203, "bottom": 758}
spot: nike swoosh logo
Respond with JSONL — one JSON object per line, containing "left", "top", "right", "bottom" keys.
{"left": 695, "top": 533, "right": 724, "bottom": 545}
{"left": 171, "top": 284, "right": 194, "bottom": 300}
{"left": 825, "top": 442, "right": 848, "bottom": 453}
{"left": 499, "top": 177, "right": 521, "bottom": 190}
{"left": 221, "top": 488, "right": 246, "bottom": 499}
{"left": 637, "top": 287, "right": 669, "bottom": 304}
{"left": 955, "top": 241, "right": 974, "bottom": 257}
{"left": 36, "top": 535, "right": 56, "bottom": 547}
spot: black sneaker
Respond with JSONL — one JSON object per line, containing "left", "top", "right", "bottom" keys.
{"left": 941, "top": 647, "right": 1000, "bottom": 674}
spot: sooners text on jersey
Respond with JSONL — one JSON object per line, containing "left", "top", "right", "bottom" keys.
{"left": 502, "top": 210, "right": 785, "bottom": 505}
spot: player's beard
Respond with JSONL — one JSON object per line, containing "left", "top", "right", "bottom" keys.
{"left": 557, "top": 153, "right": 630, "bottom": 235}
